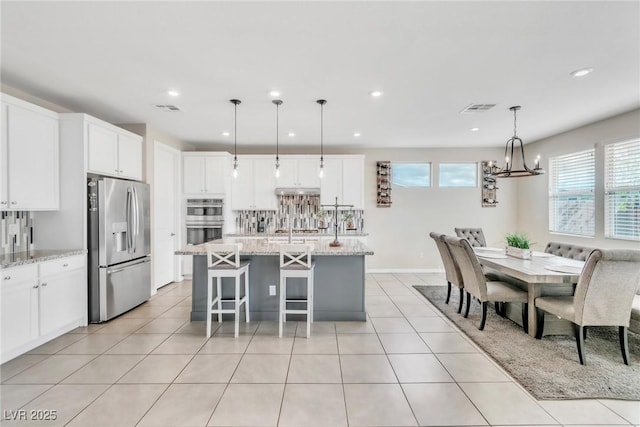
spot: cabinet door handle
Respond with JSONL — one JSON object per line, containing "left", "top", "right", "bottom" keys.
{"left": 0, "top": 201, "right": 7, "bottom": 205}
{"left": 115, "top": 169, "right": 119, "bottom": 172}
{"left": 119, "top": 170, "right": 124, "bottom": 173}
{"left": 62, "top": 263, "right": 69, "bottom": 267}
{"left": 170, "top": 233, "right": 176, "bottom": 236}
{"left": 3, "top": 276, "right": 10, "bottom": 280}
{"left": 10, "top": 201, "right": 17, "bottom": 205}
{"left": 33, "top": 284, "right": 39, "bottom": 289}
{"left": 41, "top": 282, "right": 48, "bottom": 287}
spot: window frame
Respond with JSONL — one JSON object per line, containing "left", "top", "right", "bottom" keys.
{"left": 548, "top": 149, "right": 596, "bottom": 237}
{"left": 437, "top": 162, "right": 478, "bottom": 188}
{"left": 604, "top": 138, "right": 640, "bottom": 241}
{"left": 391, "top": 162, "right": 432, "bottom": 188}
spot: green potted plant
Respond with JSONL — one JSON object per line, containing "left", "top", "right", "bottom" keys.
{"left": 505, "top": 232, "right": 532, "bottom": 259}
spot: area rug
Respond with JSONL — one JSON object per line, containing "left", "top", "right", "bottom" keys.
{"left": 413, "top": 285, "right": 640, "bottom": 400}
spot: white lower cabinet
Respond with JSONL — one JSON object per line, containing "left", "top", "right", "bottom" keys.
{"left": 0, "top": 255, "right": 86, "bottom": 363}
{"left": 0, "top": 265, "right": 39, "bottom": 357}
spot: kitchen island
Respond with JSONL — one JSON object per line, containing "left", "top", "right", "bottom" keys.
{"left": 176, "top": 238, "right": 373, "bottom": 321}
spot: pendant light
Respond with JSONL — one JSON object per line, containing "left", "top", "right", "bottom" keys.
{"left": 317, "top": 99, "right": 327, "bottom": 178}
{"left": 230, "top": 99, "right": 241, "bottom": 178}
{"left": 273, "top": 99, "right": 283, "bottom": 178}
{"left": 490, "top": 106, "right": 544, "bottom": 178}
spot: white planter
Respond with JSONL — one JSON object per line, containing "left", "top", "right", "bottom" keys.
{"left": 506, "top": 246, "right": 532, "bottom": 259}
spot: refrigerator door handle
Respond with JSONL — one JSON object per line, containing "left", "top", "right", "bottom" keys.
{"left": 126, "top": 187, "right": 133, "bottom": 253}
{"left": 133, "top": 186, "right": 140, "bottom": 253}
{"left": 107, "top": 257, "right": 151, "bottom": 274}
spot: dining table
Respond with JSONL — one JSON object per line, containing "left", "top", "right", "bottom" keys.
{"left": 474, "top": 247, "right": 585, "bottom": 337}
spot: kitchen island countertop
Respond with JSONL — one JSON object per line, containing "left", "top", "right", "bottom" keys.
{"left": 176, "top": 237, "right": 373, "bottom": 256}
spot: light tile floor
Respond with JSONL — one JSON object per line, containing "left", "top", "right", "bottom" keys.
{"left": 1, "top": 275, "right": 639, "bottom": 426}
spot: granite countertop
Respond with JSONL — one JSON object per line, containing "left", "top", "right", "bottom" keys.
{"left": 1, "top": 249, "right": 86, "bottom": 269}
{"left": 226, "top": 231, "right": 369, "bottom": 237}
{"left": 176, "top": 237, "right": 374, "bottom": 256}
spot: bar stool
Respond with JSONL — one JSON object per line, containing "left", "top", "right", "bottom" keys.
{"left": 279, "top": 244, "right": 315, "bottom": 338}
{"left": 205, "top": 243, "right": 250, "bottom": 338}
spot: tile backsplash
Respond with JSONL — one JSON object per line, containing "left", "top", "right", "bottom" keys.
{"left": 235, "top": 195, "right": 364, "bottom": 234}
{"left": 1, "top": 211, "right": 34, "bottom": 255}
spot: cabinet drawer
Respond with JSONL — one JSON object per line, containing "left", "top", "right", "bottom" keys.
{"left": 1, "top": 264, "right": 38, "bottom": 284}
{"left": 39, "top": 255, "right": 84, "bottom": 276}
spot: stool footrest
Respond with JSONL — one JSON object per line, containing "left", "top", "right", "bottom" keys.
{"left": 283, "top": 309, "right": 309, "bottom": 314}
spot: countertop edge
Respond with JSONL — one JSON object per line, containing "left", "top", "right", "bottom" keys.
{"left": 225, "top": 232, "right": 369, "bottom": 237}
{"left": 1, "top": 249, "right": 87, "bottom": 269}
{"left": 176, "top": 250, "right": 374, "bottom": 256}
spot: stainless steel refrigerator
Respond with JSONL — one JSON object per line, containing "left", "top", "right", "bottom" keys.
{"left": 87, "top": 175, "right": 151, "bottom": 322}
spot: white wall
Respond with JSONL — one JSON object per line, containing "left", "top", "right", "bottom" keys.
{"left": 356, "top": 148, "right": 517, "bottom": 270}
{"left": 516, "top": 108, "right": 640, "bottom": 251}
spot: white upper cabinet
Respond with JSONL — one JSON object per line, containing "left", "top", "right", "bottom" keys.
{"left": 231, "top": 156, "right": 277, "bottom": 210}
{"left": 297, "top": 158, "right": 322, "bottom": 188}
{"left": 182, "top": 153, "right": 229, "bottom": 195}
{"left": 320, "top": 158, "right": 342, "bottom": 206}
{"left": 87, "top": 122, "right": 142, "bottom": 181}
{"left": 252, "top": 158, "right": 277, "bottom": 210}
{"left": 275, "top": 156, "right": 321, "bottom": 188}
{"left": 117, "top": 133, "right": 143, "bottom": 180}
{"left": 320, "top": 156, "right": 364, "bottom": 209}
{"left": 1, "top": 95, "right": 59, "bottom": 211}
{"left": 276, "top": 158, "right": 297, "bottom": 188}
{"left": 341, "top": 157, "right": 364, "bottom": 209}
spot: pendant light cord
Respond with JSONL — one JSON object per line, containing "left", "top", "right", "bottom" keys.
{"left": 320, "top": 102, "right": 324, "bottom": 163}
{"left": 234, "top": 102, "right": 238, "bottom": 163}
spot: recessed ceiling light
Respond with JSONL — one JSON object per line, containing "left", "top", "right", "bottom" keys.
{"left": 353, "top": 132, "right": 361, "bottom": 137}
{"left": 369, "top": 90, "right": 383, "bottom": 97}
{"left": 471, "top": 127, "right": 479, "bottom": 132}
{"left": 288, "top": 132, "right": 295, "bottom": 137}
{"left": 167, "top": 90, "right": 180, "bottom": 97}
{"left": 221, "top": 131, "right": 230, "bottom": 136}
{"left": 269, "top": 90, "right": 281, "bottom": 97}
{"left": 570, "top": 67, "right": 593, "bottom": 77}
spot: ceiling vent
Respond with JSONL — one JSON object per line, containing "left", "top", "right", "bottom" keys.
{"left": 460, "top": 103, "right": 496, "bottom": 114}
{"left": 154, "top": 104, "right": 182, "bottom": 112}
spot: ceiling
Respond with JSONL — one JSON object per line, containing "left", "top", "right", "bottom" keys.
{"left": 1, "top": 1, "right": 639, "bottom": 150}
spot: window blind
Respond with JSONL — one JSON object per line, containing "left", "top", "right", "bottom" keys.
{"left": 605, "top": 139, "right": 640, "bottom": 240}
{"left": 548, "top": 149, "right": 595, "bottom": 236}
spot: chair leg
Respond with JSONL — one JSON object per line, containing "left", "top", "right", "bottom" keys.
{"left": 619, "top": 326, "right": 630, "bottom": 365}
{"left": 206, "top": 276, "right": 213, "bottom": 338}
{"left": 216, "top": 277, "right": 222, "bottom": 323}
{"left": 521, "top": 303, "right": 528, "bottom": 334}
{"left": 479, "top": 301, "right": 488, "bottom": 330}
{"left": 458, "top": 288, "right": 464, "bottom": 313}
{"left": 445, "top": 282, "right": 452, "bottom": 304}
{"left": 464, "top": 292, "right": 471, "bottom": 318}
{"left": 535, "top": 308, "right": 545, "bottom": 339}
{"left": 234, "top": 277, "right": 240, "bottom": 338}
{"left": 244, "top": 269, "right": 250, "bottom": 323}
{"left": 306, "top": 277, "right": 311, "bottom": 339}
{"left": 279, "top": 276, "right": 285, "bottom": 338}
{"left": 574, "top": 324, "right": 586, "bottom": 365}
{"left": 583, "top": 326, "right": 587, "bottom": 340}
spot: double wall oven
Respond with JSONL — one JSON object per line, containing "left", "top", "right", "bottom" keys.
{"left": 186, "top": 198, "right": 223, "bottom": 245}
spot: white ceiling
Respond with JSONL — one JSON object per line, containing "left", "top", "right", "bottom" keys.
{"left": 1, "top": 1, "right": 639, "bottom": 150}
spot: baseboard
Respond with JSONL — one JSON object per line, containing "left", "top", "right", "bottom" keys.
{"left": 366, "top": 268, "right": 444, "bottom": 274}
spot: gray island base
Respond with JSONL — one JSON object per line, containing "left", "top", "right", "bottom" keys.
{"left": 177, "top": 238, "right": 374, "bottom": 322}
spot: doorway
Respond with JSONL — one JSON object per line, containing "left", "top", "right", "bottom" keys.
{"left": 153, "top": 141, "right": 180, "bottom": 289}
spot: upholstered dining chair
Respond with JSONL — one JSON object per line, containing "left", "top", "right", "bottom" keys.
{"left": 444, "top": 235, "right": 529, "bottom": 331}
{"left": 535, "top": 249, "right": 640, "bottom": 365}
{"left": 429, "top": 232, "right": 465, "bottom": 313}
{"left": 454, "top": 227, "right": 487, "bottom": 247}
